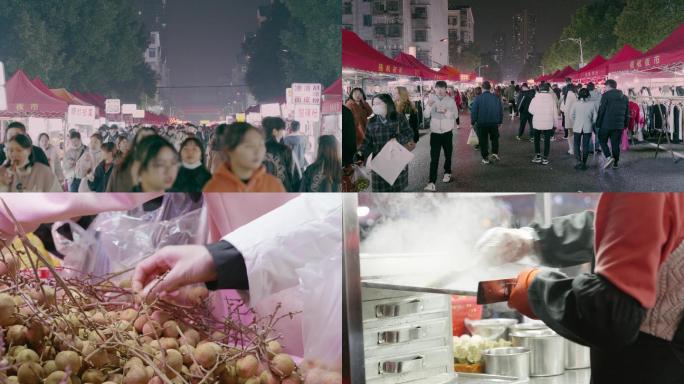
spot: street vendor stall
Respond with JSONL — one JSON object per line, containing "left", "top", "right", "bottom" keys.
{"left": 0, "top": 193, "right": 342, "bottom": 384}
{"left": 343, "top": 193, "right": 596, "bottom": 384}
{"left": 0, "top": 70, "right": 68, "bottom": 143}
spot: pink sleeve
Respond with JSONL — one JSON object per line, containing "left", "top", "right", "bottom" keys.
{"left": 0, "top": 193, "right": 162, "bottom": 237}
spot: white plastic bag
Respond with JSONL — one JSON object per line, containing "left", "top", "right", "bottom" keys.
{"left": 297, "top": 254, "right": 341, "bottom": 371}
{"left": 59, "top": 195, "right": 203, "bottom": 282}
{"left": 351, "top": 164, "right": 370, "bottom": 192}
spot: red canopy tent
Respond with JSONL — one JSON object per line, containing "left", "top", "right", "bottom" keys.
{"left": 50, "top": 88, "right": 92, "bottom": 106}
{"left": 536, "top": 69, "right": 560, "bottom": 83}
{"left": 0, "top": 70, "right": 68, "bottom": 118}
{"left": 569, "top": 55, "right": 607, "bottom": 82}
{"left": 548, "top": 66, "right": 576, "bottom": 83}
{"left": 31, "top": 77, "right": 60, "bottom": 101}
{"left": 323, "top": 78, "right": 342, "bottom": 96}
{"left": 577, "top": 45, "right": 643, "bottom": 82}
{"left": 342, "top": 29, "right": 417, "bottom": 76}
{"left": 610, "top": 21, "right": 684, "bottom": 73}
{"left": 436, "top": 65, "right": 463, "bottom": 81}
{"left": 393, "top": 53, "right": 446, "bottom": 80}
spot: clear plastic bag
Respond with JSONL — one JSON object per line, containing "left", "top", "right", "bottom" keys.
{"left": 351, "top": 163, "right": 370, "bottom": 192}
{"left": 59, "top": 194, "right": 204, "bottom": 282}
{"left": 297, "top": 254, "right": 341, "bottom": 371}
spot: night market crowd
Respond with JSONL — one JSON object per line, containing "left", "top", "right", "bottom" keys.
{"left": 344, "top": 77, "right": 630, "bottom": 192}
{"left": 0, "top": 117, "right": 341, "bottom": 192}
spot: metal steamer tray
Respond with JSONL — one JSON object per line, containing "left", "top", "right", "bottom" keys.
{"left": 359, "top": 251, "right": 534, "bottom": 297}
{"left": 359, "top": 253, "right": 535, "bottom": 384}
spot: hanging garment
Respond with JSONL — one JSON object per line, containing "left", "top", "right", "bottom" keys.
{"left": 628, "top": 101, "right": 640, "bottom": 133}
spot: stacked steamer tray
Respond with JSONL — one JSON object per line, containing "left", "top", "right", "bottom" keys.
{"left": 362, "top": 287, "right": 455, "bottom": 384}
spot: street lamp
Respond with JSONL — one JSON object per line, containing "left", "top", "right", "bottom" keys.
{"left": 476, "top": 64, "right": 489, "bottom": 76}
{"left": 561, "top": 38, "right": 585, "bottom": 68}
{"left": 539, "top": 65, "right": 545, "bottom": 75}
{"left": 439, "top": 38, "right": 448, "bottom": 42}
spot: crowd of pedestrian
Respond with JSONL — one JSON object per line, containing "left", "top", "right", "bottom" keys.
{"left": 343, "top": 77, "right": 630, "bottom": 192}
{"left": 0, "top": 117, "right": 341, "bottom": 192}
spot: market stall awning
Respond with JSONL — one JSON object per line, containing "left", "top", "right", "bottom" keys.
{"left": 578, "top": 45, "right": 643, "bottom": 82}
{"left": 342, "top": 29, "right": 418, "bottom": 76}
{"left": 437, "top": 65, "right": 462, "bottom": 81}
{"left": 31, "top": 77, "right": 60, "bottom": 101}
{"left": 609, "top": 21, "right": 684, "bottom": 72}
{"left": 323, "top": 78, "right": 342, "bottom": 96}
{"left": 570, "top": 55, "right": 607, "bottom": 82}
{"left": 50, "top": 88, "right": 92, "bottom": 106}
{"left": 0, "top": 70, "right": 68, "bottom": 118}
{"left": 535, "top": 69, "right": 558, "bottom": 83}
{"left": 548, "top": 66, "right": 576, "bottom": 83}
{"left": 394, "top": 53, "right": 446, "bottom": 80}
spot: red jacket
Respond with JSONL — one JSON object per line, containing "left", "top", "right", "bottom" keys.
{"left": 594, "top": 193, "right": 684, "bottom": 308}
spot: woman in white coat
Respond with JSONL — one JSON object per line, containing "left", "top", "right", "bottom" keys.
{"left": 571, "top": 88, "right": 599, "bottom": 170}
{"left": 132, "top": 194, "right": 342, "bottom": 366}
{"left": 560, "top": 84, "right": 578, "bottom": 155}
{"left": 528, "top": 83, "right": 559, "bottom": 165}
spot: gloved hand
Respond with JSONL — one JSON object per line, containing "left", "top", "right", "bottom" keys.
{"left": 474, "top": 227, "right": 536, "bottom": 266}
{"left": 508, "top": 268, "right": 540, "bottom": 319}
{"left": 132, "top": 245, "right": 217, "bottom": 300}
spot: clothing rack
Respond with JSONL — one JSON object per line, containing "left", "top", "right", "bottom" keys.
{"left": 634, "top": 95, "right": 683, "bottom": 163}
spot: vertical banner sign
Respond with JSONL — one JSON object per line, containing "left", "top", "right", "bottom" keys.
{"left": 292, "top": 83, "right": 322, "bottom": 122}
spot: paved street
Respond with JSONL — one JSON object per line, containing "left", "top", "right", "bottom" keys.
{"left": 407, "top": 112, "right": 684, "bottom": 192}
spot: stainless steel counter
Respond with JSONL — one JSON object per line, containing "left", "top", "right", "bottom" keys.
{"left": 528, "top": 369, "right": 590, "bottom": 384}
{"left": 433, "top": 369, "right": 591, "bottom": 384}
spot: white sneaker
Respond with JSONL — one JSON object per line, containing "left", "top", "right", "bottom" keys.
{"left": 603, "top": 157, "right": 615, "bottom": 169}
{"left": 481, "top": 158, "right": 491, "bottom": 165}
{"left": 531, "top": 156, "right": 542, "bottom": 163}
{"left": 442, "top": 173, "right": 452, "bottom": 183}
{"left": 424, "top": 183, "right": 436, "bottom": 192}
{"left": 489, "top": 154, "right": 501, "bottom": 162}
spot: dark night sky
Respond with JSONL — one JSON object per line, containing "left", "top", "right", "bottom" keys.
{"left": 455, "top": 0, "right": 592, "bottom": 53}
{"left": 163, "top": 0, "right": 269, "bottom": 111}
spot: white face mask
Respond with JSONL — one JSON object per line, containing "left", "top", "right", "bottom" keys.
{"left": 372, "top": 104, "right": 387, "bottom": 118}
{"left": 183, "top": 161, "right": 203, "bottom": 169}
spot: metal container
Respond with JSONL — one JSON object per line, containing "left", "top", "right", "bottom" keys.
{"left": 483, "top": 347, "right": 531, "bottom": 379}
{"left": 465, "top": 318, "right": 519, "bottom": 340}
{"left": 510, "top": 329, "right": 565, "bottom": 377}
{"left": 509, "top": 321, "right": 548, "bottom": 333}
{"left": 565, "top": 340, "right": 591, "bottom": 369}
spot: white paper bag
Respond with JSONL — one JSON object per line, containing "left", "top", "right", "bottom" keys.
{"left": 371, "top": 139, "right": 414, "bottom": 186}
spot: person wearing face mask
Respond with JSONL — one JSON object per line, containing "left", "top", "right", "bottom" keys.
{"left": 75, "top": 133, "right": 104, "bottom": 192}
{"left": 86, "top": 142, "right": 116, "bottom": 192}
{"left": 345, "top": 87, "right": 373, "bottom": 147}
{"left": 262, "top": 117, "right": 300, "bottom": 192}
{"left": 424, "top": 81, "right": 458, "bottom": 192}
{"left": 357, "top": 93, "right": 415, "bottom": 192}
{"left": 170, "top": 137, "right": 212, "bottom": 192}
